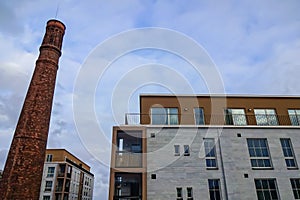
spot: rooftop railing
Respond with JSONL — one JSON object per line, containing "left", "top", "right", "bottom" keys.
{"left": 125, "top": 113, "right": 299, "bottom": 126}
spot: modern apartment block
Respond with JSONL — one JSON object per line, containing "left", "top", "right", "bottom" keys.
{"left": 109, "top": 94, "right": 300, "bottom": 200}
{"left": 40, "top": 149, "right": 94, "bottom": 200}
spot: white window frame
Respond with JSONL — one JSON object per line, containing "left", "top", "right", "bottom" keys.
{"left": 176, "top": 187, "right": 183, "bottom": 200}
{"left": 151, "top": 107, "right": 178, "bottom": 125}
{"left": 187, "top": 187, "right": 193, "bottom": 199}
{"left": 290, "top": 178, "right": 300, "bottom": 199}
{"left": 288, "top": 109, "right": 300, "bottom": 126}
{"left": 224, "top": 108, "right": 247, "bottom": 125}
{"left": 184, "top": 145, "right": 190, "bottom": 156}
{"left": 254, "top": 179, "right": 280, "bottom": 200}
{"left": 254, "top": 109, "right": 278, "bottom": 126}
{"left": 44, "top": 181, "right": 53, "bottom": 192}
{"left": 280, "top": 138, "right": 298, "bottom": 169}
{"left": 174, "top": 145, "right": 180, "bottom": 156}
{"left": 46, "top": 154, "right": 52, "bottom": 162}
{"left": 208, "top": 179, "right": 222, "bottom": 200}
{"left": 247, "top": 138, "right": 273, "bottom": 169}
{"left": 194, "top": 107, "right": 205, "bottom": 125}
{"left": 47, "top": 167, "right": 55, "bottom": 177}
{"left": 204, "top": 138, "right": 218, "bottom": 169}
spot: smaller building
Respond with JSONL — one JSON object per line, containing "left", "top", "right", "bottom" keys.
{"left": 40, "top": 149, "right": 94, "bottom": 200}
{"left": 0, "top": 170, "right": 3, "bottom": 179}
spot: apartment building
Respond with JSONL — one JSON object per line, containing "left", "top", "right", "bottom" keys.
{"left": 40, "top": 149, "right": 94, "bottom": 200}
{"left": 109, "top": 94, "right": 300, "bottom": 200}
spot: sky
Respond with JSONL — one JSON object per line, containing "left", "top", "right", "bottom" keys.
{"left": 0, "top": 0, "right": 300, "bottom": 199}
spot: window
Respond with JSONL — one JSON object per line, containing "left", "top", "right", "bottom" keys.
{"left": 290, "top": 179, "right": 300, "bottom": 199}
{"left": 176, "top": 187, "right": 183, "bottom": 199}
{"left": 174, "top": 145, "right": 180, "bottom": 156}
{"left": 224, "top": 108, "right": 247, "bottom": 125}
{"left": 47, "top": 167, "right": 55, "bottom": 177}
{"left": 288, "top": 109, "right": 300, "bottom": 125}
{"left": 43, "top": 196, "right": 50, "bottom": 200}
{"left": 247, "top": 139, "right": 272, "bottom": 168}
{"left": 151, "top": 107, "right": 178, "bottom": 125}
{"left": 280, "top": 138, "right": 298, "bottom": 169}
{"left": 254, "top": 109, "right": 278, "bottom": 125}
{"left": 187, "top": 187, "right": 193, "bottom": 199}
{"left": 194, "top": 108, "right": 205, "bottom": 125}
{"left": 151, "top": 174, "right": 156, "bottom": 179}
{"left": 184, "top": 145, "right": 190, "bottom": 156}
{"left": 204, "top": 138, "right": 217, "bottom": 169}
{"left": 44, "top": 181, "right": 52, "bottom": 192}
{"left": 46, "top": 154, "right": 52, "bottom": 162}
{"left": 254, "top": 179, "right": 279, "bottom": 200}
{"left": 208, "top": 179, "right": 222, "bottom": 200}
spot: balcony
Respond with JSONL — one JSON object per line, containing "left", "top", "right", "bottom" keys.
{"left": 115, "top": 151, "right": 142, "bottom": 168}
{"left": 114, "top": 173, "right": 142, "bottom": 200}
{"left": 125, "top": 113, "right": 296, "bottom": 126}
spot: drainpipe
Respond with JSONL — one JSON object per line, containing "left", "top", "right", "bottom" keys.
{"left": 218, "top": 129, "right": 229, "bottom": 200}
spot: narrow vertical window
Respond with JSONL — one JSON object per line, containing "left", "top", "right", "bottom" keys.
{"left": 194, "top": 108, "right": 205, "bottom": 125}
{"left": 290, "top": 178, "right": 300, "bottom": 199}
{"left": 208, "top": 179, "right": 222, "bottom": 200}
{"left": 204, "top": 138, "right": 217, "bottom": 169}
{"left": 224, "top": 108, "right": 247, "bottom": 125}
{"left": 176, "top": 187, "right": 183, "bottom": 199}
{"left": 174, "top": 145, "right": 180, "bottom": 156}
{"left": 255, "top": 179, "right": 279, "bottom": 200}
{"left": 46, "top": 154, "right": 52, "bottom": 162}
{"left": 184, "top": 145, "right": 190, "bottom": 156}
{"left": 151, "top": 107, "right": 178, "bottom": 125}
{"left": 187, "top": 187, "right": 193, "bottom": 199}
{"left": 288, "top": 109, "right": 300, "bottom": 125}
{"left": 247, "top": 138, "right": 272, "bottom": 169}
{"left": 280, "top": 138, "right": 298, "bottom": 169}
{"left": 254, "top": 109, "right": 278, "bottom": 125}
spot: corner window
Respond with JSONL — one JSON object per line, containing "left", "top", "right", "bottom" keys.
{"left": 247, "top": 139, "right": 272, "bottom": 169}
{"left": 288, "top": 109, "right": 300, "bottom": 125}
{"left": 280, "top": 138, "right": 298, "bottom": 169}
{"left": 224, "top": 108, "right": 247, "bottom": 125}
{"left": 194, "top": 108, "right": 205, "bottom": 125}
{"left": 151, "top": 107, "right": 178, "bottom": 125}
{"left": 174, "top": 145, "right": 180, "bottom": 156}
{"left": 290, "top": 178, "right": 300, "bottom": 199}
{"left": 184, "top": 145, "right": 190, "bottom": 156}
{"left": 47, "top": 167, "right": 55, "bottom": 177}
{"left": 254, "top": 179, "right": 279, "bottom": 200}
{"left": 208, "top": 179, "right": 222, "bottom": 200}
{"left": 254, "top": 109, "right": 278, "bottom": 125}
{"left": 204, "top": 138, "right": 217, "bottom": 169}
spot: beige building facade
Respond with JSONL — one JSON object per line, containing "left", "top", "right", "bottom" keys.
{"left": 40, "top": 149, "right": 94, "bottom": 200}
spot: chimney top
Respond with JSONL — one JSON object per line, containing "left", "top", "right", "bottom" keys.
{"left": 47, "top": 19, "right": 66, "bottom": 31}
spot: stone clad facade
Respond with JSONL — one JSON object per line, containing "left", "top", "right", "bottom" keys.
{"left": 109, "top": 95, "right": 300, "bottom": 200}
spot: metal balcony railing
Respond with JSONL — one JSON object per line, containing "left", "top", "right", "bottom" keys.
{"left": 125, "top": 113, "right": 297, "bottom": 126}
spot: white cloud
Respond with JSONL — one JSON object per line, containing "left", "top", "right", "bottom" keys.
{"left": 0, "top": 1, "right": 300, "bottom": 199}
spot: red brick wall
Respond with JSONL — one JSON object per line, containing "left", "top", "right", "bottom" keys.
{"left": 0, "top": 19, "right": 65, "bottom": 199}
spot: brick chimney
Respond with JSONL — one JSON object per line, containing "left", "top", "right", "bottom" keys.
{"left": 0, "top": 19, "right": 65, "bottom": 199}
